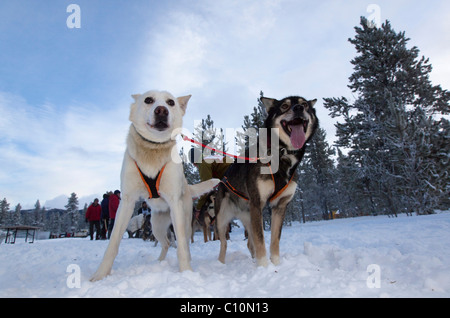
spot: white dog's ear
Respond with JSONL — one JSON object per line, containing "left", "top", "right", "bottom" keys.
{"left": 260, "top": 97, "right": 277, "bottom": 112}
{"left": 177, "top": 95, "right": 192, "bottom": 114}
{"left": 129, "top": 94, "right": 140, "bottom": 121}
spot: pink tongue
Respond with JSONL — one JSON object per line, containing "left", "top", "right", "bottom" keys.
{"left": 290, "top": 125, "right": 306, "bottom": 149}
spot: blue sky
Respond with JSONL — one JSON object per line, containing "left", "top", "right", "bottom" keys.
{"left": 1, "top": 0, "right": 449, "bottom": 209}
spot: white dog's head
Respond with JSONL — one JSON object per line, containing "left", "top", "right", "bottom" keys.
{"left": 129, "top": 90, "right": 191, "bottom": 143}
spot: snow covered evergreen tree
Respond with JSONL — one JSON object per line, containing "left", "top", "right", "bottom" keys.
{"left": 194, "top": 114, "right": 226, "bottom": 159}
{"left": 0, "top": 198, "right": 10, "bottom": 225}
{"left": 48, "top": 210, "right": 62, "bottom": 235}
{"left": 296, "top": 128, "right": 337, "bottom": 220}
{"left": 183, "top": 154, "right": 200, "bottom": 185}
{"left": 324, "top": 17, "right": 449, "bottom": 216}
{"left": 236, "top": 91, "right": 266, "bottom": 155}
{"left": 33, "top": 199, "right": 43, "bottom": 226}
{"left": 13, "top": 203, "right": 22, "bottom": 225}
{"left": 65, "top": 193, "right": 79, "bottom": 232}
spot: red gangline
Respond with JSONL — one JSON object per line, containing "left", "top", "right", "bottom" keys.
{"left": 182, "top": 135, "right": 258, "bottom": 162}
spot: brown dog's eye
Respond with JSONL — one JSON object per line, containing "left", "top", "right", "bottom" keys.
{"left": 144, "top": 97, "right": 154, "bottom": 104}
{"left": 302, "top": 102, "right": 309, "bottom": 108}
{"left": 281, "top": 104, "right": 290, "bottom": 111}
{"left": 167, "top": 99, "right": 175, "bottom": 106}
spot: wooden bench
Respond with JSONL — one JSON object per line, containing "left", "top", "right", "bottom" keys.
{"left": 0, "top": 226, "right": 41, "bottom": 244}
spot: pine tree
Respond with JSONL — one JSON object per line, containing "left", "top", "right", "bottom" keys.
{"left": 13, "top": 203, "right": 22, "bottom": 225}
{"left": 296, "top": 128, "right": 336, "bottom": 220}
{"left": 324, "top": 17, "right": 449, "bottom": 216}
{"left": 193, "top": 114, "right": 227, "bottom": 160}
{"left": 0, "top": 198, "right": 10, "bottom": 225}
{"left": 65, "top": 193, "right": 79, "bottom": 232}
{"left": 334, "top": 149, "right": 373, "bottom": 217}
{"left": 236, "top": 91, "right": 266, "bottom": 155}
{"left": 183, "top": 155, "right": 200, "bottom": 184}
{"left": 48, "top": 210, "right": 62, "bottom": 235}
{"left": 41, "top": 207, "right": 47, "bottom": 229}
{"left": 33, "top": 200, "right": 42, "bottom": 226}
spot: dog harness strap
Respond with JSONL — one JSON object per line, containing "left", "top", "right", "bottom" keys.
{"left": 269, "top": 169, "right": 296, "bottom": 202}
{"left": 221, "top": 167, "right": 295, "bottom": 203}
{"left": 221, "top": 176, "right": 249, "bottom": 201}
{"left": 267, "top": 163, "right": 296, "bottom": 203}
{"left": 135, "top": 161, "right": 166, "bottom": 199}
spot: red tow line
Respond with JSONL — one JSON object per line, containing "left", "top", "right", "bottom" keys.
{"left": 181, "top": 135, "right": 259, "bottom": 162}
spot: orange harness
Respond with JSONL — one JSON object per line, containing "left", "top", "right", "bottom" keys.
{"left": 221, "top": 164, "right": 296, "bottom": 203}
{"left": 135, "top": 162, "right": 166, "bottom": 199}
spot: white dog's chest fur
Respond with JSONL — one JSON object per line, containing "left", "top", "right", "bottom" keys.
{"left": 147, "top": 197, "right": 170, "bottom": 213}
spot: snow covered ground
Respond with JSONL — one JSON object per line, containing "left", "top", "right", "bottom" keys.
{"left": 1, "top": 211, "right": 449, "bottom": 298}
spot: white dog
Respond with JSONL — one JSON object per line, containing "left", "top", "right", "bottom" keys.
{"left": 91, "top": 90, "right": 219, "bottom": 281}
{"left": 127, "top": 214, "right": 144, "bottom": 237}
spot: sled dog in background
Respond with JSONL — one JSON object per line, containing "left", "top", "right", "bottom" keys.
{"left": 191, "top": 192, "right": 217, "bottom": 243}
{"left": 126, "top": 214, "right": 144, "bottom": 238}
{"left": 91, "top": 90, "right": 219, "bottom": 281}
{"left": 215, "top": 95, "right": 318, "bottom": 266}
{"left": 200, "top": 192, "right": 218, "bottom": 242}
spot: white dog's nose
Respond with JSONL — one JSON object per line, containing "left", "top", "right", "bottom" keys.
{"left": 154, "top": 106, "right": 169, "bottom": 116}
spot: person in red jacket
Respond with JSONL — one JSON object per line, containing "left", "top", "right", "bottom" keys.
{"left": 108, "top": 190, "right": 121, "bottom": 239}
{"left": 86, "top": 198, "right": 102, "bottom": 240}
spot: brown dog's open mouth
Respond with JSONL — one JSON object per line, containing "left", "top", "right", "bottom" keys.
{"left": 281, "top": 118, "right": 308, "bottom": 149}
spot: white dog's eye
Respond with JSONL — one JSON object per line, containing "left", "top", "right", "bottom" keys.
{"left": 167, "top": 99, "right": 175, "bottom": 106}
{"left": 144, "top": 97, "right": 154, "bottom": 104}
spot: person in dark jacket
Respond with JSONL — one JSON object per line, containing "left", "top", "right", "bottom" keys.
{"left": 86, "top": 198, "right": 102, "bottom": 240}
{"left": 108, "top": 190, "right": 121, "bottom": 239}
{"left": 100, "top": 193, "right": 110, "bottom": 239}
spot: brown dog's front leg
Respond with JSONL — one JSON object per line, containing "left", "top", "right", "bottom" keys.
{"left": 249, "top": 201, "right": 268, "bottom": 267}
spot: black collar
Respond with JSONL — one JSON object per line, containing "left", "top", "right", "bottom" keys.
{"left": 259, "top": 147, "right": 301, "bottom": 162}
{"left": 280, "top": 148, "right": 302, "bottom": 156}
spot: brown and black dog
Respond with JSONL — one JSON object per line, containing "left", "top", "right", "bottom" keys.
{"left": 192, "top": 192, "right": 219, "bottom": 243}
{"left": 214, "top": 96, "right": 318, "bottom": 266}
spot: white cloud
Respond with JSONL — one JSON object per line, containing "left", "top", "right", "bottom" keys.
{"left": 136, "top": 0, "right": 285, "bottom": 93}
{"left": 0, "top": 91, "right": 130, "bottom": 208}
{"left": 135, "top": 0, "right": 359, "bottom": 139}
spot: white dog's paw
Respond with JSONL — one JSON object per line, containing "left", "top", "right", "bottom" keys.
{"left": 189, "top": 178, "right": 221, "bottom": 197}
{"left": 90, "top": 273, "right": 104, "bottom": 282}
{"left": 210, "top": 178, "right": 221, "bottom": 188}
{"left": 90, "top": 268, "right": 110, "bottom": 282}
{"left": 270, "top": 255, "right": 280, "bottom": 266}
{"left": 256, "top": 257, "right": 269, "bottom": 267}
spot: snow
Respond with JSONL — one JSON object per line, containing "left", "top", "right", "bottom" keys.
{"left": 1, "top": 211, "right": 450, "bottom": 298}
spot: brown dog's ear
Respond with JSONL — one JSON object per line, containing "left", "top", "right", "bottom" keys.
{"left": 260, "top": 97, "right": 277, "bottom": 112}
{"left": 177, "top": 95, "right": 192, "bottom": 114}
{"left": 309, "top": 99, "right": 317, "bottom": 107}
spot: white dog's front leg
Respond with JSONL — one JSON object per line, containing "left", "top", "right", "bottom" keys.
{"left": 170, "top": 199, "right": 192, "bottom": 272}
{"left": 90, "top": 196, "right": 135, "bottom": 282}
{"left": 151, "top": 211, "right": 172, "bottom": 261}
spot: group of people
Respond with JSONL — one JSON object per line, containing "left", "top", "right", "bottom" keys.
{"left": 85, "top": 190, "right": 121, "bottom": 240}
